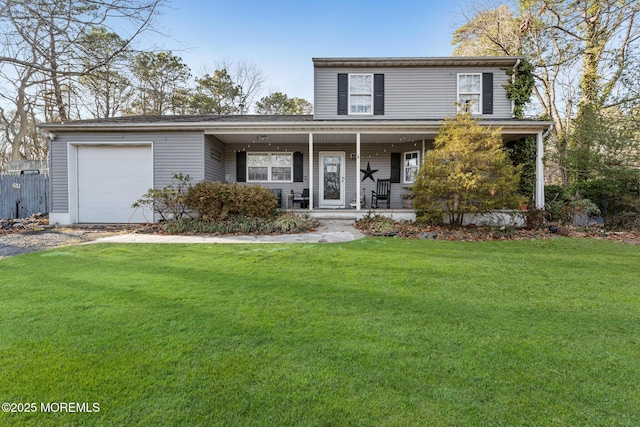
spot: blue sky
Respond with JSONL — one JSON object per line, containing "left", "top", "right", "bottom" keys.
{"left": 150, "top": 0, "right": 467, "bottom": 103}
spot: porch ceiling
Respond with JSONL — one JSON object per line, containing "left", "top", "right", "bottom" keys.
{"left": 208, "top": 132, "right": 439, "bottom": 145}
{"left": 207, "top": 130, "right": 540, "bottom": 145}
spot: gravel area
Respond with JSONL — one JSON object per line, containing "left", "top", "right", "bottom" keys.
{"left": 0, "top": 228, "right": 123, "bottom": 259}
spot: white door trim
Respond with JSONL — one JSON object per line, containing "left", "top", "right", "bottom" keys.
{"left": 318, "top": 151, "right": 345, "bottom": 208}
{"left": 68, "top": 142, "right": 154, "bottom": 223}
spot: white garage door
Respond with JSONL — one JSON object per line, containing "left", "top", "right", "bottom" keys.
{"left": 77, "top": 145, "right": 153, "bottom": 223}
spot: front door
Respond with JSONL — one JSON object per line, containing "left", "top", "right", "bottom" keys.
{"left": 319, "top": 151, "right": 345, "bottom": 208}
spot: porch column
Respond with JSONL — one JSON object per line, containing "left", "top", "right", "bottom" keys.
{"left": 535, "top": 131, "right": 545, "bottom": 209}
{"left": 308, "top": 133, "right": 314, "bottom": 210}
{"left": 356, "top": 133, "right": 361, "bottom": 210}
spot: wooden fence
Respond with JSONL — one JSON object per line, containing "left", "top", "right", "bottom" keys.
{"left": 0, "top": 174, "right": 49, "bottom": 219}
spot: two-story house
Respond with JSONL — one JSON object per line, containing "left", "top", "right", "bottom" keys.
{"left": 41, "top": 57, "right": 552, "bottom": 225}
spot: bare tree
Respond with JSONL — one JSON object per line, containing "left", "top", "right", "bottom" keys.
{"left": 0, "top": 0, "right": 165, "bottom": 167}
{"left": 0, "top": 65, "right": 40, "bottom": 161}
{"left": 200, "top": 60, "right": 265, "bottom": 112}
{"left": 453, "top": 0, "right": 640, "bottom": 184}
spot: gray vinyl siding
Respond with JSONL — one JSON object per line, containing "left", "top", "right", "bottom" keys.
{"left": 154, "top": 132, "right": 204, "bottom": 188}
{"left": 49, "top": 137, "right": 70, "bottom": 213}
{"left": 314, "top": 66, "right": 512, "bottom": 120}
{"left": 50, "top": 131, "right": 204, "bottom": 213}
{"left": 204, "top": 136, "right": 226, "bottom": 182}
{"left": 224, "top": 141, "right": 430, "bottom": 208}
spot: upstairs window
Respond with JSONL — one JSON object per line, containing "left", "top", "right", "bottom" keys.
{"left": 349, "top": 74, "right": 373, "bottom": 114}
{"left": 338, "top": 73, "right": 384, "bottom": 116}
{"left": 458, "top": 73, "right": 482, "bottom": 114}
{"left": 247, "top": 152, "right": 292, "bottom": 182}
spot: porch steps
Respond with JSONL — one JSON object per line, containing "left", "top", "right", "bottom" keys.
{"left": 287, "top": 209, "right": 416, "bottom": 221}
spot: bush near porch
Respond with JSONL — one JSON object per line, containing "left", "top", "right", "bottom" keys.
{"left": 185, "top": 181, "right": 279, "bottom": 220}
{"left": 135, "top": 178, "right": 319, "bottom": 234}
{"left": 412, "top": 113, "right": 522, "bottom": 226}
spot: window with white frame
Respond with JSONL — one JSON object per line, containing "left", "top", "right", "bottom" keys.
{"left": 349, "top": 74, "right": 373, "bottom": 114}
{"left": 404, "top": 151, "right": 420, "bottom": 183}
{"left": 457, "top": 73, "right": 481, "bottom": 114}
{"left": 247, "top": 152, "right": 292, "bottom": 182}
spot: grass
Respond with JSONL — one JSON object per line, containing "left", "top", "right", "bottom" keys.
{"left": 0, "top": 238, "right": 639, "bottom": 426}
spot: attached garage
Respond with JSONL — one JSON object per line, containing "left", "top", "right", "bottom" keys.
{"left": 75, "top": 144, "right": 153, "bottom": 223}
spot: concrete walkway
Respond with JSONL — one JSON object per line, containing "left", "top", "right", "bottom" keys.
{"left": 92, "top": 220, "right": 366, "bottom": 244}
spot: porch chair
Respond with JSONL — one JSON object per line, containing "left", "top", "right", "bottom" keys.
{"left": 371, "top": 178, "right": 391, "bottom": 209}
{"left": 292, "top": 188, "right": 309, "bottom": 208}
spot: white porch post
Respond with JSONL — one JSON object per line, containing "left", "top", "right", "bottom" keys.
{"left": 308, "top": 133, "right": 314, "bottom": 210}
{"left": 356, "top": 133, "right": 361, "bottom": 210}
{"left": 535, "top": 131, "right": 545, "bottom": 209}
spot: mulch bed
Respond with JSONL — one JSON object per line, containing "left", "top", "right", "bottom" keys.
{"left": 356, "top": 221, "right": 640, "bottom": 244}
{"left": 3, "top": 214, "right": 640, "bottom": 244}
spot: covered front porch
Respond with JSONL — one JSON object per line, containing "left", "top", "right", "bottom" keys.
{"left": 204, "top": 119, "right": 551, "bottom": 213}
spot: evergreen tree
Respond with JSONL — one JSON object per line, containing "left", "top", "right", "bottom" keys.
{"left": 413, "top": 113, "right": 522, "bottom": 225}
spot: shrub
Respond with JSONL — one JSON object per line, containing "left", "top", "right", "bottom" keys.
{"left": 162, "top": 213, "right": 319, "bottom": 235}
{"left": 413, "top": 113, "right": 522, "bottom": 226}
{"left": 274, "top": 212, "right": 319, "bottom": 233}
{"left": 524, "top": 208, "right": 547, "bottom": 230}
{"left": 605, "top": 213, "right": 640, "bottom": 230}
{"left": 491, "top": 225, "right": 517, "bottom": 239}
{"left": 415, "top": 210, "right": 445, "bottom": 226}
{"left": 568, "top": 175, "right": 639, "bottom": 219}
{"left": 133, "top": 173, "right": 193, "bottom": 221}
{"left": 546, "top": 177, "right": 639, "bottom": 225}
{"left": 355, "top": 213, "right": 400, "bottom": 235}
{"left": 185, "top": 182, "right": 278, "bottom": 220}
{"left": 544, "top": 184, "right": 570, "bottom": 222}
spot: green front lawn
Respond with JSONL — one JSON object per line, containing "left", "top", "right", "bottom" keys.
{"left": 1, "top": 239, "right": 639, "bottom": 426}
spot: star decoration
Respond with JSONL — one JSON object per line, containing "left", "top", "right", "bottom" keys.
{"left": 360, "top": 162, "right": 379, "bottom": 182}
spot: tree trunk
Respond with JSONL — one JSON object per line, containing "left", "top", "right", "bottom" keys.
{"left": 49, "top": 30, "right": 68, "bottom": 122}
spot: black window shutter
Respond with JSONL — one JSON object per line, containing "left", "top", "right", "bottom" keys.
{"left": 482, "top": 72, "right": 493, "bottom": 115}
{"left": 236, "top": 151, "right": 246, "bottom": 182}
{"left": 337, "top": 73, "right": 348, "bottom": 115}
{"left": 293, "top": 151, "right": 303, "bottom": 182}
{"left": 374, "top": 74, "right": 384, "bottom": 115}
{"left": 390, "top": 152, "right": 401, "bottom": 183}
